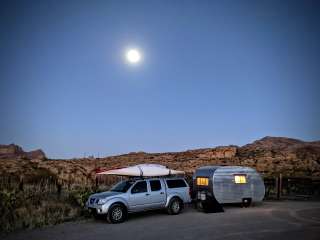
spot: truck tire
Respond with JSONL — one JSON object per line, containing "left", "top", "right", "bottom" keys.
{"left": 107, "top": 204, "right": 127, "bottom": 223}
{"left": 167, "top": 198, "right": 182, "bottom": 215}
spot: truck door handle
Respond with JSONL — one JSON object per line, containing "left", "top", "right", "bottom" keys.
{"left": 160, "top": 192, "right": 164, "bottom": 194}
{"left": 145, "top": 193, "right": 150, "bottom": 196}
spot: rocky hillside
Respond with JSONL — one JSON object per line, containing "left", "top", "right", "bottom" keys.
{"left": 0, "top": 137, "right": 319, "bottom": 186}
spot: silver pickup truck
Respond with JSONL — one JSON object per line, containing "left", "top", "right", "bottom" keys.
{"left": 86, "top": 177, "right": 191, "bottom": 223}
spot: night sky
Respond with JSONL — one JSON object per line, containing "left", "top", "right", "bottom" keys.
{"left": 1, "top": 0, "right": 319, "bottom": 158}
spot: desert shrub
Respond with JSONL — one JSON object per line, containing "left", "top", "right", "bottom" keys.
{"left": 0, "top": 186, "right": 83, "bottom": 233}
{"left": 0, "top": 189, "right": 17, "bottom": 232}
{"left": 67, "top": 188, "right": 94, "bottom": 208}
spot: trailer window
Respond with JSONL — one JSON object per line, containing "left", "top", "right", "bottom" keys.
{"left": 234, "top": 175, "right": 247, "bottom": 184}
{"left": 196, "top": 177, "right": 209, "bottom": 186}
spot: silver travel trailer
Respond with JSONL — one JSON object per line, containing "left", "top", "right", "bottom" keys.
{"left": 193, "top": 166, "right": 265, "bottom": 209}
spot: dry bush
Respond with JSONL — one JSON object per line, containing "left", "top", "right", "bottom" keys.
{"left": 0, "top": 174, "right": 95, "bottom": 233}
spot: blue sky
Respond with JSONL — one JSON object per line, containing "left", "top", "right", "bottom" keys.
{"left": 1, "top": 0, "right": 319, "bottom": 158}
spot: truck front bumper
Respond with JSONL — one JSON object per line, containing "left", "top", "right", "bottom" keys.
{"left": 85, "top": 202, "right": 109, "bottom": 215}
{"left": 88, "top": 206, "right": 105, "bottom": 215}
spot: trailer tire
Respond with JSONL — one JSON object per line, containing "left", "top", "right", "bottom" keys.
{"left": 167, "top": 198, "right": 183, "bottom": 215}
{"left": 107, "top": 203, "right": 127, "bottom": 224}
{"left": 242, "top": 198, "right": 252, "bottom": 208}
{"left": 197, "top": 201, "right": 203, "bottom": 210}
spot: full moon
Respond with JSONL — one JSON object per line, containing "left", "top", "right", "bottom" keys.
{"left": 126, "top": 49, "right": 141, "bottom": 64}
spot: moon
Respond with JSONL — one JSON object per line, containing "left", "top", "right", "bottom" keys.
{"left": 126, "top": 49, "right": 141, "bottom": 64}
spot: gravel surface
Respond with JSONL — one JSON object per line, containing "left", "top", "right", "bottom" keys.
{"left": 2, "top": 201, "right": 320, "bottom": 240}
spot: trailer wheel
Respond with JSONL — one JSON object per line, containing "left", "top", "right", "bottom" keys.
{"left": 196, "top": 201, "right": 203, "bottom": 210}
{"left": 167, "top": 198, "right": 182, "bottom": 215}
{"left": 107, "top": 204, "right": 127, "bottom": 223}
{"left": 242, "top": 198, "right": 252, "bottom": 208}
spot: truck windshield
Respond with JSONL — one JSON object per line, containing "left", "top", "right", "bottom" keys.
{"left": 110, "top": 180, "right": 134, "bottom": 193}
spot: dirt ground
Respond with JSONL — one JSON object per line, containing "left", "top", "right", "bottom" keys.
{"left": 2, "top": 201, "right": 320, "bottom": 240}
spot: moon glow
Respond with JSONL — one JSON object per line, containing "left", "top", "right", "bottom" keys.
{"left": 126, "top": 49, "right": 141, "bottom": 64}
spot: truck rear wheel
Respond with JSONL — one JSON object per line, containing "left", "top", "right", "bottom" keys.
{"left": 167, "top": 198, "right": 182, "bottom": 215}
{"left": 107, "top": 204, "right": 127, "bottom": 223}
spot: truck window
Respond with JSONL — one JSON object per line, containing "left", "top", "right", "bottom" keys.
{"left": 131, "top": 181, "right": 147, "bottom": 194}
{"left": 110, "top": 180, "right": 134, "bottom": 193}
{"left": 166, "top": 179, "right": 187, "bottom": 188}
{"left": 150, "top": 180, "right": 162, "bottom": 191}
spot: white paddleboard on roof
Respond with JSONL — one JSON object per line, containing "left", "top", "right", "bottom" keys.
{"left": 96, "top": 164, "right": 184, "bottom": 177}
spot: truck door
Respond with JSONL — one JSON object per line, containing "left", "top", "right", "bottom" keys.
{"left": 148, "top": 179, "right": 166, "bottom": 208}
{"left": 128, "top": 180, "right": 153, "bottom": 211}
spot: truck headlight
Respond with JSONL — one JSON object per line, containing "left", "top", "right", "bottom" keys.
{"left": 97, "top": 198, "right": 108, "bottom": 205}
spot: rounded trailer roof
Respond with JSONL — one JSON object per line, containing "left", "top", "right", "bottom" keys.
{"left": 216, "top": 166, "right": 258, "bottom": 173}
{"left": 194, "top": 165, "right": 259, "bottom": 177}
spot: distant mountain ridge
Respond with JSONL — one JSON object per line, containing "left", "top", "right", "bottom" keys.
{"left": 0, "top": 137, "right": 319, "bottom": 186}
{"left": 243, "top": 136, "right": 320, "bottom": 150}
{"left": 0, "top": 144, "right": 46, "bottom": 160}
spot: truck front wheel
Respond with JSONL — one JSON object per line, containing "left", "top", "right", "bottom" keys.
{"left": 107, "top": 204, "right": 127, "bottom": 223}
{"left": 167, "top": 198, "right": 182, "bottom": 215}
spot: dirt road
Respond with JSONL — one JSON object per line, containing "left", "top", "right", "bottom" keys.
{"left": 2, "top": 201, "right": 320, "bottom": 240}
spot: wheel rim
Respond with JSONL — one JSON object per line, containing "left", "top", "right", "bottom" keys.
{"left": 172, "top": 201, "right": 180, "bottom": 213}
{"left": 112, "top": 207, "right": 123, "bottom": 221}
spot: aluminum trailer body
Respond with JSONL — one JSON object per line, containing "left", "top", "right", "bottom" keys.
{"left": 193, "top": 166, "right": 265, "bottom": 206}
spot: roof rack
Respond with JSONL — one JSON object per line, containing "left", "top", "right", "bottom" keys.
{"left": 127, "top": 175, "right": 184, "bottom": 180}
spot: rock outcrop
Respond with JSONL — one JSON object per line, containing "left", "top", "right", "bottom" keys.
{"left": 0, "top": 144, "right": 46, "bottom": 160}
{"left": 0, "top": 144, "right": 24, "bottom": 155}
